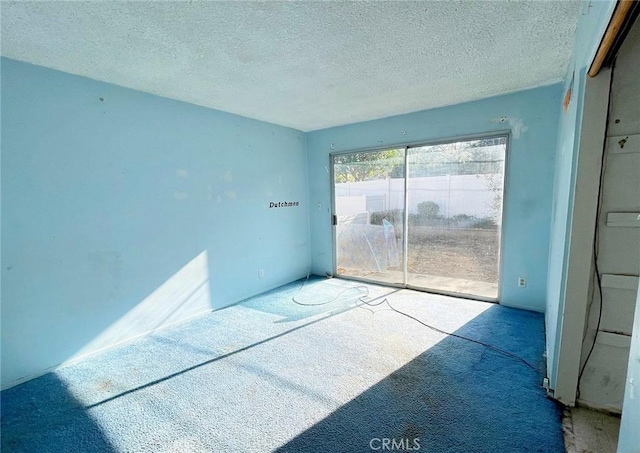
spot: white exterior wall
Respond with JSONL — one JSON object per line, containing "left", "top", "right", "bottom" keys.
{"left": 335, "top": 174, "right": 502, "bottom": 220}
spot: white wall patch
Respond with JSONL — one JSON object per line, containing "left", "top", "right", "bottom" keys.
{"left": 509, "top": 118, "right": 529, "bottom": 139}
{"left": 492, "top": 117, "right": 528, "bottom": 139}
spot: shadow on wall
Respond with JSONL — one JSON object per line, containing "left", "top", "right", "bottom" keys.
{"left": 1, "top": 374, "right": 116, "bottom": 452}
{"left": 1, "top": 250, "right": 214, "bottom": 389}
{"left": 67, "top": 251, "right": 213, "bottom": 362}
{"left": 275, "top": 306, "right": 564, "bottom": 453}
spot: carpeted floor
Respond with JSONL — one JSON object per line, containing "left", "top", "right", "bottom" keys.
{"left": 1, "top": 277, "right": 564, "bottom": 452}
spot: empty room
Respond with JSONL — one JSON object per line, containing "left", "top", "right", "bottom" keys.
{"left": 1, "top": 1, "right": 639, "bottom": 452}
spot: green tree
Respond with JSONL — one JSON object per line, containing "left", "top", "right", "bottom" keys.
{"left": 333, "top": 149, "right": 404, "bottom": 183}
{"left": 408, "top": 139, "right": 505, "bottom": 177}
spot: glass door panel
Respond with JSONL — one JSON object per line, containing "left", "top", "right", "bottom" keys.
{"left": 406, "top": 137, "right": 506, "bottom": 299}
{"left": 333, "top": 149, "right": 405, "bottom": 286}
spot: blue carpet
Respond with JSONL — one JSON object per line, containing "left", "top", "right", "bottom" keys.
{"left": 1, "top": 277, "right": 564, "bottom": 452}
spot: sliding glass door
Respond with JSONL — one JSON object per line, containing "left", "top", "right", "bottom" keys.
{"left": 406, "top": 137, "right": 506, "bottom": 299}
{"left": 333, "top": 149, "right": 405, "bottom": 285}
{"left": 332, "top": 136, "right": 507, "bottom": 301}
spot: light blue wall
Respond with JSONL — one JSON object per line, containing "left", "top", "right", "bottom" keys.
{"left": 307, "top": 84, "right": 562, "bottom": 312}
{"left": 618, "top": 280, "right": 640, "bottom": 453}
{"left": 545, "top": 0, "right": 616, "bottom": 389}
{"left": 1, "top": 58, "right": 310, "bottom": 388}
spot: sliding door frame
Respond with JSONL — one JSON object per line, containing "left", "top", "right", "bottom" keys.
{"left": 330, "top": 130, "right": 511, "bottom": 303}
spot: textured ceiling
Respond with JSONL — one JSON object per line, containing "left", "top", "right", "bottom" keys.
{"left": 1, "top": 1, "right": 580, "bottom": 131}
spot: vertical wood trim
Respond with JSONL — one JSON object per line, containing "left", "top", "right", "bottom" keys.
{"left": 589, "top": 0, "right": 636, "bottom": 77}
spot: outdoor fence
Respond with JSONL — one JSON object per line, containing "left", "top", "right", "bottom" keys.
{"left": 335, "top": 174, "right": 503, "bottom": 222}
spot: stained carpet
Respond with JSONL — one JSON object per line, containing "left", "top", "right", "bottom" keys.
{"left": 1, "top": 277, "right": 564, "bottom": 452}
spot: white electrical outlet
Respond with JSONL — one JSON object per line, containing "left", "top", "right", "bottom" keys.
{"left": 258, "top": 269, "right": 264, "bottom": 279}
{"left": 518, "top": 277, "right": 526, "bottom": 287}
